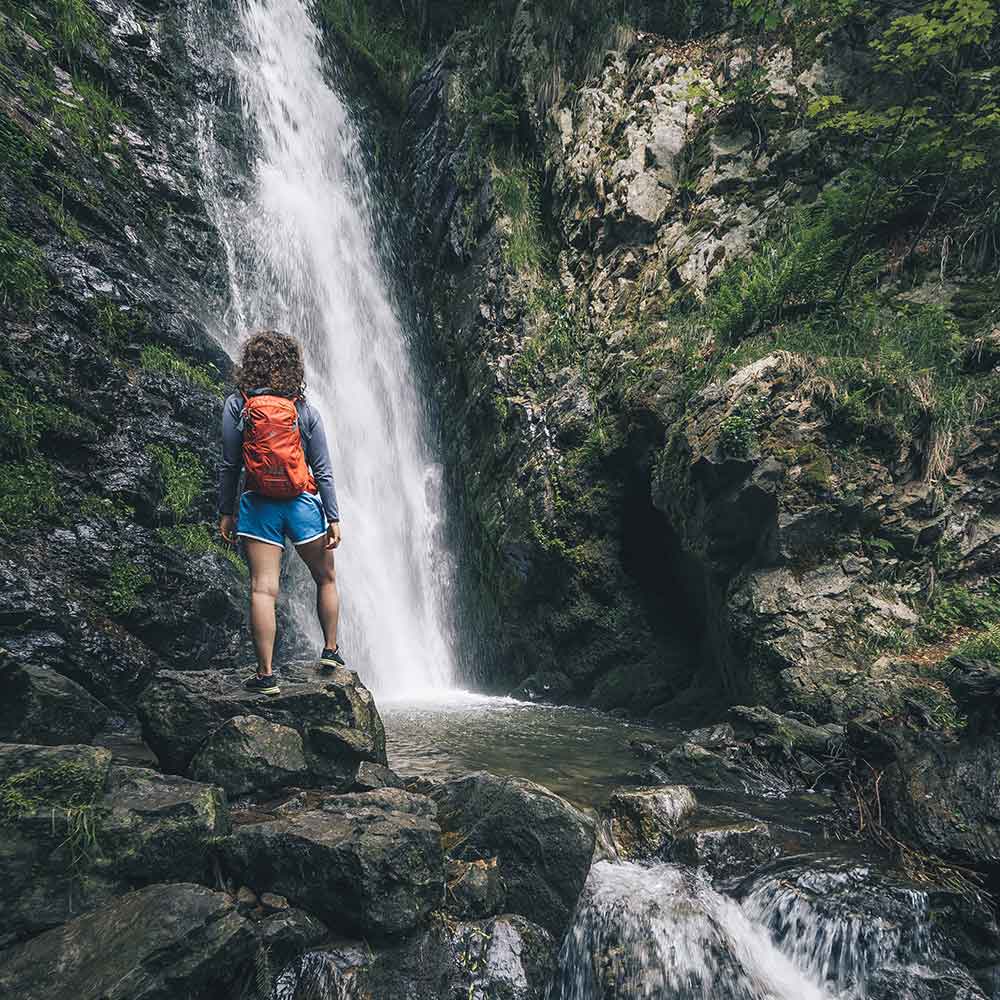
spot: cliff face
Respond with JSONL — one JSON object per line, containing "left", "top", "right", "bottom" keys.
{"left": 0, "top": 0, "right": 250, "bottom": 717}
{"left": 391, "top": 0, "right": 1000, "bottom": 724}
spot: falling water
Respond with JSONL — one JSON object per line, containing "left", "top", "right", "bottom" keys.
{"left": 193, "top": 0, "right": 458, "bottom": 694}
{"left": 553, "top": 861, "right": 834, "bottom": 1000}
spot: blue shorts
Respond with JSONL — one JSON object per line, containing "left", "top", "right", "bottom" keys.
{"left": 237, "top": 491, "right": 327, "bottom": 548}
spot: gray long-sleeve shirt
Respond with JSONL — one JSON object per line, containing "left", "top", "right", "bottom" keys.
{"left": 218, "top": 391, "right": 340, "bottom": 522}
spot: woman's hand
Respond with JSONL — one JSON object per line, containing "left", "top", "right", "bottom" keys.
{"left": 326, "top": 522, "right": 341, "bottom": 550}
{"left": 219, "top": 514, "right": 236, "bottom": 544}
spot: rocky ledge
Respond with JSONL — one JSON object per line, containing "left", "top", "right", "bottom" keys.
{"left": 0, "top": 665, "right": 594, "bottom": 999}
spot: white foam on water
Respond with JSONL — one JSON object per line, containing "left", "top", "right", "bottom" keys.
{"left": 191, "top": 0, "right": 458, "bottom": 696}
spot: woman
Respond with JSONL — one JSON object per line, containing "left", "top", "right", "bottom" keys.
{"left": 218, "top": 329, "right": 344, "bottom": 694}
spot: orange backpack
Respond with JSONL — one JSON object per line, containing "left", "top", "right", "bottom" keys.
{"left": 241, "top": 392, "right": 317, "bottom": 499}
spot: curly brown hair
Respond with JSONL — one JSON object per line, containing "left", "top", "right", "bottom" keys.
{"left": 235, "top": 330, "right": 305, "bottom": 397}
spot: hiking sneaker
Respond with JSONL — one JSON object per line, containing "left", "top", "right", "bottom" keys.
{"left": 244, "top": 673, "right": 280, "bottom": 695}
{"left": 320, "top": 646, "right": 346, "bottom": 670}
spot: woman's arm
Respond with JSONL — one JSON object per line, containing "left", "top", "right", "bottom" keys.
{"left": 218, "top": 394, "right": 244, "bottom": 521}
{"left": 300, "top": 403, "right": 340, "bottom": 523}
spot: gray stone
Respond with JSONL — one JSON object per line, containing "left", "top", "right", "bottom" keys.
{"left": 604, "top": 785, "right": 697, "bottom": 860}
{"left": 432, "top": 771, "right": 595, "bottom": 939}
{"left": 0, "top": 745, "right": 228, "bottom": 946}
{"left": 190, "top": 715, "right": 309, "bottom": 795}
{"left": 136, "top": 664, "right": 386, "bottom": 791}
{"left": 446, "top": 857, "right": 507, "bottom": 918}
{"left": 0, "top": 657, "right": 109, "bottom": 745}
{"left": 671, "top": 821, "right": 779, "bottom": 880}
{"left": 0, "top": 883, "right": 256, "bottom": 1000}
{"left": 222, "top": 789, "right": 443, "bottom": 938}
{"left": 352, "top": 760, "right": 405, "bottom": 792}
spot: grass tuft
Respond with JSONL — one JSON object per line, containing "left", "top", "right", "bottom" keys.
{"left": 140, "top": 345, "right": 222, "bottom": 395}
{"left": 148, "top": 444, "right": 205, "bottom": 518}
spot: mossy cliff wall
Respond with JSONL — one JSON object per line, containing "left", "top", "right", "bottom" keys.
{"left": 0, "top": 0, "right": 252, "bottom": 716}
{"left": 357, "top": 0, "right": 1000, "bottom": 723}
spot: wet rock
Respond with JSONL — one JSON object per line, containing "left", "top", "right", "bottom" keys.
{"left": 432, "top": 771, "right": 595, "bottom": 938}
{"left": 137, "top": 664, "right": 386, "bottom": 788}
{"left": 99, "top": 764, "right": 229, "bottom": 884}
{"left": 0, "top": 744, "right": 228, "bottom": 945}
{"left": 883, "top": 737, "right": 1000, "bottom": 871}
{"left": 274, "top": 913, "right": 555, "bottom": 1000}
{"left": 509, "top": 671, "right": 574, "bottom": 704}
{"left": 730, "top": 704, "right": 844, "bottom": 757}
{"left": 645, "top": 739, "right": 792, "bottom": 796}
{"left": 0, "top": 656, "right": 110, "bottom": 745}
{"left": 670, "top": 821, "right": 779, "bottom": 881}
{"left": 944, "top": 656, "right": 1000, "bottom": 737}
{"left": 0, "top": 883, "right": 256, "bottom": 1000}
{"left": 222, "top": 788, "right": 443, "bottom": 938}
{"left": 255, "top": 906, "right": 328, "bottom": 974}
{"left": 869, "top": 963, "right": 988, "bottom": 1000}
{"left": 352, "top": 760, "right": 405, "bottom": 791}
{"left": 189, "top": 715, "right": 309, "bottom": 795}
{"left": 446, "top": 857, "right": 507, "bottom": 918}
{"left": 603, "top": 785, "right": 696, "bottom": 860}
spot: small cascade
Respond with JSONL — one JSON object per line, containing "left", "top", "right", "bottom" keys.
{"left": 740, "top": 857, "right": 935, "bottom": 996}
{"left": 553, "top": 861, "right": 833, "bottom": 1000}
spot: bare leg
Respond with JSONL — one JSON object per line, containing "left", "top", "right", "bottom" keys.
{"left": 295, "top": 535, "right": 339, "bottom": 649}
{"left": 244, "top": 539, "right": 284, "bottom": 675}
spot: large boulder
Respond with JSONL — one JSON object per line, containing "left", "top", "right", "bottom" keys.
{"left": 273, "top": 913, "right": 555, "bottom": 1000}
{"left": 0, "top": 656, "right": 110, "bottom": 745}
{"left": 136, "top": 664, "right": 386, "bottom": 791}
{"left": 0, "top": 883, "right": 256, "bottom": 1000}
{"left": 883, "top": 737, "right": 1000, "bottom": 872}
{"left": 0, "top": 744, "right": 228, "bottom": 945}
{"left": 431, "top": 772, "right": 596, "bottom": 939}
{"left": 603, "top": 785, "right": 697, "bottom": 861}
{"left": 190, "top": 715, "right": 309, "bottom": 796}
{"left": 222, "top": 788, "right": 444, "bottom": 938}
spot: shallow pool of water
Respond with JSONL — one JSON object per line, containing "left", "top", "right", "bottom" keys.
{"left": 380, "top": 692, "right": 682, "bottom": 808}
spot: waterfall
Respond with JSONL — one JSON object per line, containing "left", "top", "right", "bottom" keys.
{"left": 191, "top": 0, "right": 458, "bottom": 695}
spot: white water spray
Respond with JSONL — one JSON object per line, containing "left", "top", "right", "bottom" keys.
{"left": 194, "top": 0, "right": 458, "bottom": 695}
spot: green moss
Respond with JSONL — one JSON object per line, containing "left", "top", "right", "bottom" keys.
{"left": 0, "top": 758, "right": 106, "bottom": 825}
{"left": 51, "top": 77, "right": 126, "bottom": 155}
{"left": 80, "top": 494, "right": 134, "bottom": 523}
{"left": 92, "top": 296, "right": 142, "bottom": 349}
{"left": 148, "top": 444, "right": 206, "bottom": 518}
{"left": 0, "top": 460, "right": 59, "bottom": 533}
{"left": 49, "top": 0, "right": 109, "bottom": 60}
{"left": 951, "top": 622, "right": 1000, "bottom": 663}
{"left": 493, "top": 159, "right": 545, "bottom": 274}
{"left": 0, "top": 371, "right": 95, "bottom": 456}
{"left": 158, "top": 523, "right": 248, "bottom": 577}
{"left": 140, "top": 345, "right": 222, "bottom": 395}
{"left": 104, "top": 554, "right": 152, "bottom": 615}
{"left": 0, "top": 224, "right": 47, "bottom": 311}
{"left": 917, "top": 584, "right": 1000, "bottom": 644}
{"left": 38, "top": 191, "right": 85, "bottom": 242}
